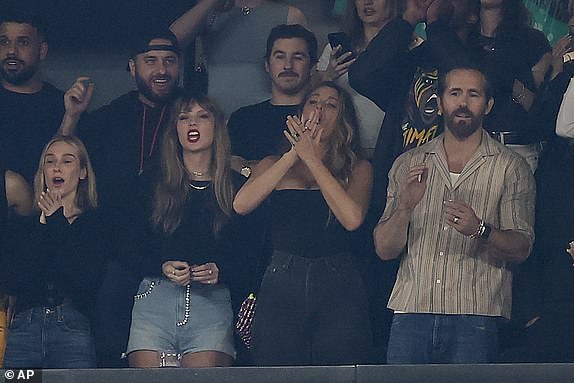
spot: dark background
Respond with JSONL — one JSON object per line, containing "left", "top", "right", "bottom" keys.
{"left": 0, "top": 0, "right": 191, "bottom": 49}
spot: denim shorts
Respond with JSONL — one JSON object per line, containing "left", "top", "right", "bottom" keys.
{"left": 126, "top": 277, "right": 235, "bottom": 358}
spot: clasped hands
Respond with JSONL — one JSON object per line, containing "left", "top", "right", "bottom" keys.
{"left": 283, "top": 110, "right": 323, "bottom": 164}
{"left": 162, "top": 260, "right": 219, "bottom": 286}
{"left": 398, "top": 165, "right": 480, "bottom": 237}
{"left": 38, "top": 188, "right": 64, "bottom": 224}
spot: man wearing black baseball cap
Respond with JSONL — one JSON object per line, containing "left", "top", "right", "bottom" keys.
{"left": 59, "top": 27, "right": 181, "bottom": 197}
{"left": 58, "top": 27, "right": 182, "bottom": 367}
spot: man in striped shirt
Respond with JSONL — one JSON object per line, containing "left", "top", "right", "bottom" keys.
{"left": 373, "top": 64, "right": 535, "bottom": 364}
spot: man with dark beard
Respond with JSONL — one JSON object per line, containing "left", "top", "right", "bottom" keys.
{"left": 58, "top": 28, "right": 181, "bottom": 368}
{"left": 373, "top": 64, "right": 535, "bottom": 364}
{"left": 59, "top": 28, "right": 181, "bottom": 206}
{"left": 0, "top": 10, "right": 64, "bottom": 182}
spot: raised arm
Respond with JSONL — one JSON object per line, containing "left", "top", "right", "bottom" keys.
{"left": 58, "top": 76, "right": 94, "bottom": 136}
{"left": 5, "top": 170, "right": 33, "bottom": 217}
{"left": 283, "top": 115, "right": 372, "bottom": 231}
{"left": 348, "top": 0, "right": 433, "bottom": 110}
{"left": 233, "top": 150, "right": 298, "bottom": 215}
{"left": 170, "top": 0, "right": 226, "bottom": 48}
{"left": 373, "top": 161, "right": 427, "bottom": 260}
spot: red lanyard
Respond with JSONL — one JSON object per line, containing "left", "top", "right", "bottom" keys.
{"left": 139, "top": 105, "right": 166, "bottom": 175}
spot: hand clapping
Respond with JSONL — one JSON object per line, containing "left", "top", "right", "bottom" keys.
{"left": 38, "top": 188, "right": 63, "bottom": 223}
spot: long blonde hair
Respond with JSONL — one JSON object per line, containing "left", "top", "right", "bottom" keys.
{"left": 300, "top": 81, "right": 362, "bottom": 187}
{"left": 33, "top": 135, "right": 98, "bottom": 212}
{"left": 151, "top": 95, "right": 234, "bottom": 235}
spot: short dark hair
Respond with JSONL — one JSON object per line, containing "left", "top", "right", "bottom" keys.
{"left": 437, "top": 63, "right": 492, "bottom": 100}
{"left": 0, "top": 5, "right": 47, "bottom": 41}
{"left": 265, "top": 24, "right": 318, "bottom": 64}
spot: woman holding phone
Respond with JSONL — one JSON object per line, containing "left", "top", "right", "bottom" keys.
{"left": 233, "top": 82, "right": 373, "bottom": 366}
{"left": 316, "top": 0, "right": 399, "bottom": 158}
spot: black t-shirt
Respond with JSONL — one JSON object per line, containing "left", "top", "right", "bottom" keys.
{"left": 0, "top": 83, "right": 64, "bottom": 182}
{"left": 473, "top": 27, "right": 551, "bottom": 139}
{"left": 227, "top": 100, "right": 298, "bottom": 161}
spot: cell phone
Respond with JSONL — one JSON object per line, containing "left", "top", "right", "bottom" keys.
{"left": 328, "top": 32, "right": 355, "bottom": 61}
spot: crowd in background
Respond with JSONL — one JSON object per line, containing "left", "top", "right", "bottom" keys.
{"left": 0, "top": 0, "right": 573, "bottom": 369}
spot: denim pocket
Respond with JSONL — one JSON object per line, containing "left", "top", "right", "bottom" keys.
{"left": 134, "top": 278, "right": 156, "bottom": 300}
{"left": 8, "top": 311, "right": 31, "bottom": 331}
{"left": 59, "top": 308, "right": 91, "bottom": 333}
{"left": 460, "top": 315, "right": 498, "bottom": 333}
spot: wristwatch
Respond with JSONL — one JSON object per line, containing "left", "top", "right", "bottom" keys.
{"left": 480, "top": 223, "right": 492, "bottom": 240}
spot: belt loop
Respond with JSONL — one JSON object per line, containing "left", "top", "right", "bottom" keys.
{"left": 57, "top": 304, "right": 64, "bottom": 322}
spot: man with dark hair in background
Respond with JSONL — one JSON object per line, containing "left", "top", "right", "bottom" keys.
{"left": 227, "top": 23, "right": 317, "bottom": 162}
{"left": 0, "top": 7, "right": 65, "bottom": 182}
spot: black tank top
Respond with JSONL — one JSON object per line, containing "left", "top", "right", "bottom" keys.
{"left": 269, "top": 189, "right": 353, "bottom": 259}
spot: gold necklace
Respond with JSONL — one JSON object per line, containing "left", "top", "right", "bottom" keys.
{"left": 190, "top": 170, "right": 210, "bottom": 177}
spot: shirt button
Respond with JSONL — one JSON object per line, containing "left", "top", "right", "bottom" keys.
{"left": 436, "top": 279, "right": 441, "bottom": 284}
{"left": 439, "top": 252, "right": 444, "bottom": 256}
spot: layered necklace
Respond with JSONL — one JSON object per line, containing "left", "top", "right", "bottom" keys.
{"left": 189, "top": 170, "right": 212, "bottom": 190}
{"left": 189, "top": 181, "right": 211, "bottom": 190}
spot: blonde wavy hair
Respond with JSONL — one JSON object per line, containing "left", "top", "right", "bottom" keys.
{"left": 300, "top": 81, "right": 363, "bottom": 187}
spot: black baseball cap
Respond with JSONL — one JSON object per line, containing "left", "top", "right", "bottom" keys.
{"left": 126, "top": 28, "right": 180, "bottom": 71}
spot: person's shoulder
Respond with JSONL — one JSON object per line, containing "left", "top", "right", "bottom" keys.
{"left": 40, "top": 82, "right": 65, "bottom": 96}
{"left": 483, "top": 134, "right": 530, "bottom": 169}
{"left": 108, "top": 90, "right": 140, "bottom": 108}
{"left": 91, "top": 90, "right": 140, "bottom": 118}
{"left": 230, "top": 100, "right": 271, "bottom": 117}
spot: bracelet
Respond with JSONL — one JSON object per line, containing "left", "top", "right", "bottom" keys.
{"left": 469, "top": 219, "right": 485, "bottom": 239}
{"left": 512, "top": 82, "right": 526, "bottom": 103}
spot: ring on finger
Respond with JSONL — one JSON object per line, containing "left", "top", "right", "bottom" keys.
{"left": 209, "top": 269, "right": 213, "bottom": 275}
{"left": 453, "top": 216, "right": 460, "bottom": 224}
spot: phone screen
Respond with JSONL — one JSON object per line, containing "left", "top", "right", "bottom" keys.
{"left": 328, "top": 32, "right": 355, "bottom": 61}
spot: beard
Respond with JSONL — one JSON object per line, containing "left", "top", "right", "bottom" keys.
{"left": 0, "top": 59, "right": 37, "bottom": 86}
{"left": 445, "top": 106, "right": 482, "bottom": 140}
{"left": 134, "top": 71, "right": 178, "bottom": 105}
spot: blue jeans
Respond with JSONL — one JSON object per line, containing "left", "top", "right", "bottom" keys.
{"left": 386, "top": 313, "right": 499, "bottom": 364}
{"left": 4, "top": 305, "right": 96, "bottom": 368}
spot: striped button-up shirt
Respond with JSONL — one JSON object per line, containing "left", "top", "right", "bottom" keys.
{"left": 381, "top": 131, "right": 535, "bottom": 319}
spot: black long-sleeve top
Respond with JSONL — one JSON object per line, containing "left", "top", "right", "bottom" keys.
{"left": 124, "top": 171, "right": 266, "bottom": 312}
{"left": 3, "top": 208, "right": 111, "bottom": 322}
